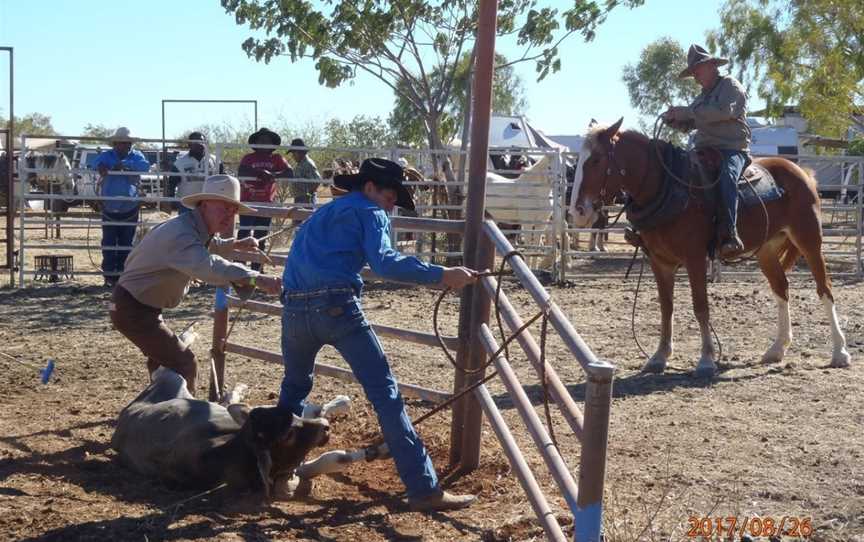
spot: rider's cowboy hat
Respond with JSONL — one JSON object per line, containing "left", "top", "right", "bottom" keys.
{"left": 679, "top": 44, "right": 728, "bottom": 78}
{"left": 248, "top": 127, "right": 282, "bottom": 147}
{"left": 181, "top": 174, "right": 257, "bottom": 213}
{"left": 333, "top": 157, "right": 416, "bottom": 211}
{"left": 108, "top": 127, "right": 134, "bottom": 143}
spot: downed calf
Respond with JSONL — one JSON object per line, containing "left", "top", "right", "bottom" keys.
{"left": 111, "top": 368, "right": 329, "bottom": 500}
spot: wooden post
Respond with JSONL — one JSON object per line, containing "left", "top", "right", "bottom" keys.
{"left": 209, "top": 288, "right": 229, "bottom": 402}
{"left": 575, "top": 363, "right": 614, "bottom": 542}
{"left": 449, "top": 0, "right": 498, "bottom": 468}
{"left": 458, "top": 234, "right": 495, "bottom": 470}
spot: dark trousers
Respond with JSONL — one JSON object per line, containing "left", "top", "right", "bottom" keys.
{"left": 102, "top": 209, "right": 139, "bottom": 283}
{"left": 110, "top": 285, "right": 197, "bottom": 394}
{"left": 238, "top": 214, "right": 272, "bottom": 272}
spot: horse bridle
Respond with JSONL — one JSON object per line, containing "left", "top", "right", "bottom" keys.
{"left": 596, "top": 140, "right": 628, "bottom": 206}
{"left": 596, "top": 134, "right": 658, "bottom": 208}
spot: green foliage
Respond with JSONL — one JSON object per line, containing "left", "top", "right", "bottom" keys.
{"left": 707, "top": 0, "right": 864, "bottom": 137}
{"left": 81, "top": 123, "right": 113, "bottom": 139}
{"left": 324, "top": 115, "right": 397, "bottom": 149}
{"left": 848, "top": 137, "right": 864, "bottom": 156}
{"left": 622, "top": 37, "right": 699, "bottom": 143}
{"left": 0, "top": 113, "right": 57, "bottom": 142}
{"left": 389, "top": 52, "right": 528, "bottom": 146}
{"left": 221, "top": 0, "right": 645, "bottom": 152}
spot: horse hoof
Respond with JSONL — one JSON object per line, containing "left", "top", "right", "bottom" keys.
{"left": 640, "top": 359, "right": 667, "bottom": 374}
{"left": 761, "top": 349, "right": 785, "bottom": 364}
{"left": 830, "top": 350, "right": 851, "bottom": 368}
{"left": 693, "top": 359, "right": 716, "bottom": 379}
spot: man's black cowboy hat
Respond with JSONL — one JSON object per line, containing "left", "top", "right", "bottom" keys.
{"left": 248, "top": 127, "right": 282, "bottom": 147}
{"left": 333, "top": 157, "right": 415, "bottom": 211}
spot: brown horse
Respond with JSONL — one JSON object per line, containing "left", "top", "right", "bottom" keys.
{"left": 570, "top": 118, "right": 851, "bottom": 377}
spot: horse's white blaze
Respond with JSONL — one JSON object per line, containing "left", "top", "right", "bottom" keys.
{"left": 568, "top": 145, "right": 595, "bottom": 227}
{"left": 821, "top": 296, "right": 851, "bottom": 367}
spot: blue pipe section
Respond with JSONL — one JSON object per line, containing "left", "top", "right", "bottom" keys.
{"left": 574, "top": 502, "right": 602, "bottom": 542}
{"left": 214, "top": 287, "right": 229, "bottom": 311}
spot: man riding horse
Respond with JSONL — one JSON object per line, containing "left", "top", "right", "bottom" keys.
{"left": 662, "top": 44, "right": 751, "bottom": 260}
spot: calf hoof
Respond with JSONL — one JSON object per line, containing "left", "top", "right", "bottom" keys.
{"left": 693, "top": 357, "right": 716, "bottom": 379}
{"left": 830, "top": 349, "right": 851, "bottom": 368}
{"left": 273, "top": 474, "right": 313, "bottom": 500}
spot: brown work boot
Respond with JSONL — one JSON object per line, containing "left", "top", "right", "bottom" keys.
{"left": 408, "top": 490, "right": 476, "bottom": 512}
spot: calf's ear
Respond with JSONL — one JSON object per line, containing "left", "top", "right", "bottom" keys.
{"left": 228, "top": 403, "right": 252, "bottom": 426}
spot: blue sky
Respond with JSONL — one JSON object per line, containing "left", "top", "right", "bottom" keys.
{"left": 0, "top": 0, "right": 747, "bottom": 140}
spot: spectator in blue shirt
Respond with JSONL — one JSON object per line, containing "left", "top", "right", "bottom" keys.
{"left": 91, "top": 127, "right": 151, "bottom": 286}
{"left": 279, "top": 158, "right": 478, "bottom": 512}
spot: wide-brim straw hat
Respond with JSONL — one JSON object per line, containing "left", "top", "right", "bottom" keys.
{"left": 181, "top": 174, "right": 257, "bottom": 213}
{"left": 109, "top": 127, "right": 134, "bottom": 143}
{"left": 679, "top": 44, "right": 728, "bottom": 78}
{"left": 333, "top": 157, "right": 415, "bottom": 211}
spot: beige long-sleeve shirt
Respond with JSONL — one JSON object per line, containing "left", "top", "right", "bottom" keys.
{"left": 118, "top": 209, "right": 256, "bottom": 308}
{"left": 679, "top": 75, "right": 751, "bottom": 152}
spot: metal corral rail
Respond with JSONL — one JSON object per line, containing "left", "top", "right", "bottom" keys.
{"left": 12, "top": 135, "right": 864, "bottom": 285}
{"left": 204, "top": 204, "right": 613, "bottom": 541}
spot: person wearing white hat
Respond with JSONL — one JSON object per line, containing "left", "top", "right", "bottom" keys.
{"left": 90, "top": 127, "right": 151, "bottom": 286}
{"left": 110, "top": 174, "right": 282, "bottom": 395}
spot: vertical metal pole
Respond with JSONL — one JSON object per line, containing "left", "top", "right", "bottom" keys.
{"left": 551, "top": 151, "right": 565, "bottom": 283}
{"left": 857, "top": 160, "right": 863, "bottom": 279}
{"left": 17, "top": 132, "right": 24, "bottom": 286}
{"left": 210, "top": 287, "right": 229, "bottom": 401}
{"left": 3, "top": 48, "right": 14, "bottom": 286}
{"left": 449, "top": 0, "right": 498, "bottom": 471}
{"left": 253, "top": 101, "right": 258, "bottom": 131}
{"left": 575, "top": 363, "right": 614, "bottom": 542}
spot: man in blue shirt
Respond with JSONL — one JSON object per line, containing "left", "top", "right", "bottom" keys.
{"left": 279, "top": 158, "right": 477, "bottom": 512}
{"left": 92, "top": 127, "right": 151, "bottom": 286}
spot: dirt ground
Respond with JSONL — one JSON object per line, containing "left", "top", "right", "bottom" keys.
{"left": 1, "top": 220, "right": 863, "bottom": 541}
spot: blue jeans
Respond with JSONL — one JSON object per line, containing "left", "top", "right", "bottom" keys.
{"left": 717, "top": 150, "right": 749, "bottom": 235}
{"left": 278, "top": 288, "right": 439, "bottom": 498}
{"left": 102, "top": 208, "right": 139, "bottom": 281}
{"left": 238, "top": 214, "right": 272, "bottom": 271}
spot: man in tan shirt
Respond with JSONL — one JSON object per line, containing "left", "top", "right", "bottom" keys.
{"left": 663, "top": 44, "right": 752, "bottom": 259}
{"left": 111, "top": 175, "right": 282, "bottom": 394}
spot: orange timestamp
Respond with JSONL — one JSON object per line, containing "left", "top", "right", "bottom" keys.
{"left": 687, "top": 516, "right": 813, "bottom": 538}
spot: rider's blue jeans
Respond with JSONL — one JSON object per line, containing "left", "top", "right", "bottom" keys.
{"left": 717, "top": 150, "right": 749, "bottom": 235}
{"left": 277, "top": 288, "right": 439, "bottom": 499}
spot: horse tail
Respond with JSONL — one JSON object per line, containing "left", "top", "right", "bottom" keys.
{"left": 777, "top": 237, "right": 801, "bottom": 271}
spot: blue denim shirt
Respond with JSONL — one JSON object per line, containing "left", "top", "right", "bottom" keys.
{"left": 282, "top": 191, "right": 444, "bottom": 293}
{"left": 91, "top": 149, "right": 151, "bottom": 214}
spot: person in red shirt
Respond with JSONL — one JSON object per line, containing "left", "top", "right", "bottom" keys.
{"left": 237, "top": 128, "right": 293, "bottom": 270}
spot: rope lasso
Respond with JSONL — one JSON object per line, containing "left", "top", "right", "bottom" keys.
{"left": 430, "top": 252, "right": 559, "bottom": 448}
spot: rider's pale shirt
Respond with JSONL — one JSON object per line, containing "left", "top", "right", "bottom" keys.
{"left": 283, "top": 191, "right": 444, "bottom": 293}
{"left": 678, "top": 75, "right": 751, "bottom": 152}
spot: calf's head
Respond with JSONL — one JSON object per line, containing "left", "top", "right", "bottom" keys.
{"left": 229, "top": 404, "right": 330, "bottom": 500}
